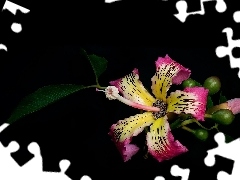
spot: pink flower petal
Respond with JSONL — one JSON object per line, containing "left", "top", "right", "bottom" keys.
{"left": 227, "top": 98, "right": 240, "bottom": 115}
{"left": 110, "top": 68, "right": 155, "bottom": 107}
{"left": 155, "top": 55, "right": 191, "bottom": 85}
{"left": 151, "top": 55, "right": 191, "bottom": 102}
{"left": 109, "top": 137, "right": 140, "bottom": 162}
{"left": 146, "top": 116, "right": 188, "bottom": 162}
{"left": 167, "top": 87, "right": 208, "bottom": 121}
{"left": 108, "top": 112, "right": 155, "bottom": 162}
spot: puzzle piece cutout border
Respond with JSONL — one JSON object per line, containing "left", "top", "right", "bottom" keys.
{"left": 0, "top": 0, "right": 169, "bottom": 51}
{"left": 174, "top": 0, "right": 240, "bottom": 80}
{"left": 1, "top": 0, "right": 240, "bottom": 179}
{"left": 0, "top": 122, "right": 190, "bottom": 180}
{"left": 215, "top": 10, "right": 240, "bottom": 78}
{"left": 155, "top": 165, "right": 190, "bottom": 180}
{"left": 105, "top": 0, "right": 168, "bottom": 3}
{"left": 204, "top": 132, "right": 240, "bottom": 180}
{"left": 0, "top": 1, "right": 188, "bottom": 179}
{"left": 174, "top": 0, "right": 227, "bottom": 22}
{"left": 0, "top": 0, "right": 30, "bottom": 52}
{"left": 0, "top": 123, "right": 92, "bottom": 180}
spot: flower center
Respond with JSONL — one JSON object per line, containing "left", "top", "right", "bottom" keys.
{"left": 152, "top": 99, "right": 167, "bottom": 119}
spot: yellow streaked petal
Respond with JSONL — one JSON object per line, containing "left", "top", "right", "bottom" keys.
{"left": 109, "top": 112, "right": 155, "bottom": 142}
{"left": 151, "top": 55, "right": 191, "bottom": 102}
{"left": 110, "top": 68, "right": 155, "bottom": 106}
{"left": 146, "top": 116, "right": 188, "bottom": 162}
{"left": 167, "top": 87, "right": 208, "bottom": 121}
{"left": 108, "top": 112, "right": 155, "bottom": 162}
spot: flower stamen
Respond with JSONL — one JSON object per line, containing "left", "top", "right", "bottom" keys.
{"left": 97, "top": 86, "right": 160, "bottom": 112}
{"left": 152, "top": 99, "right": 167, "bottom": 119}
{"left": 96, "top": 86, "right": 119, "bottom": 100}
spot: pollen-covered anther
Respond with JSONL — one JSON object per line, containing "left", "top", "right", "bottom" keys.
{"left": 105, "top": 86, "right": 119, "bottom": 100}
{"left": 152, "top": 99, "right": 167, "bottom": 119}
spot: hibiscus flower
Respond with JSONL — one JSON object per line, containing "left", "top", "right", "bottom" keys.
{"left": 99, "top": 55, "right": 208, "bottom": 162}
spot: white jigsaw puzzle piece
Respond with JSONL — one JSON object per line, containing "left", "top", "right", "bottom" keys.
{"left": 215, "top": 12, "right": 240, "bottom": 78}
{"left": 105, "top": 0, "right": 121, "bottom": 3}
{"left": 153, "top": 165, "right": 190, "bottom": 180}
{"left": 80, "top": 175, "right": 92, "bottom": 180}
{"left": 0, "top": 140, "right": 20, "bottom": 171}
{"left": 154, "top": 176, "right": 165, "bottom": 180}
{"left": 0, "top": 123, "right": 81, "bottom": 180}
{"left": 2, "top": 1, "right": 30, "bottom": 33}
{"left": 171, "top": 165, "right": 190, "bottom": 180}
{"left": 0, "top": 44, "right": 8, "bottom": 51}
{"left": 11, "top": 22, "right": 22, "bottom": 33}
{"left": 233, "top": 11, "right": 240, "bottom": 23}
{"left": 105, "top": 0, "right": 167, "bottom": 2}
{"left": 174, "top": 0, "right": 227, "bottom": 22}
{"left": 21, "top": 142, "right": 43, "bottom": 172}
{"left": 0, "top": 123, "right": 22, "bottom": 179}
{"left": 2, "top": 0, "right": 30, "bottom": 14}
{"left": 0, "top": 123, "right": 10, "bottom": 132}
{"left": 0, "top": 123, "right": 93, "bottom": 180}
{"left": 0, "top": 123, "right": 19, "bottom": 170}
{"left": 204, "top": 132, "right": 240, "bottom": 180}
{"left": 0, "top": 1, "right": 30, "bottom": 50}
{"left": 30, "top": 160, "right": 72, "bottom": 180}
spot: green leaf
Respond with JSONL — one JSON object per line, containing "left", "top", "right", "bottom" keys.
{"left": 219, "top": 91, "right": 227, "bottom": 104}
{"left": 81, "top": 49, "right": 108, "bottom": 84}
{"left": 207, "top": 96, "right": 214, "bottom": 109}
{"left": 7, "top": 84, "right": 85, "bottom": 124}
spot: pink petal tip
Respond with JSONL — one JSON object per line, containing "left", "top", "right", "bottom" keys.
{"left": 184, "top": 87, "right": 209, "bottom": 121}
{"left": 147, "top": 128, "right": 188, "bottom": 162}
{"left": 108, "top": 124, "right": 140, "bottom": 162}
{"left": 227, "top": 98, "right": 240, "bottom": 115}
{"left": 155, "top": 55, "right": 191, "bottom": 85}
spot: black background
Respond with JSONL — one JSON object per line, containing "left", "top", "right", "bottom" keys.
{"left": 0, "top": 0, "right": 240, "bottom": 180}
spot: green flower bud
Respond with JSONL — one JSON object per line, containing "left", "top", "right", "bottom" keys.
{"left": 182, "top": 78, "right": 197, "bottom": 88}
{"left": 194, "top": 128, "right": 209, "bottom": 141}
{"left": 211, "top": 109, "right": 235, "bottom": 125}
{"left": 203, "top": 76, "right": 221, "bottom": 95}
